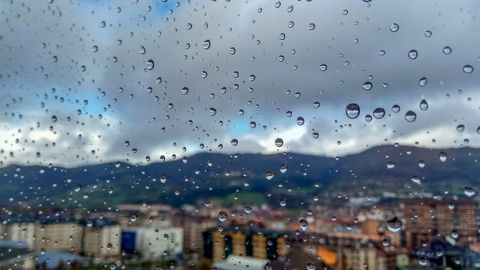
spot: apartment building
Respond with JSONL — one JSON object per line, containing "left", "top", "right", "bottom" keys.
{"left": 402, "top": 198, "right": 478, "bottom": 249}
{"left": 203, "top": 228, "right": 287, "bottom": 262}
{"left": 82, "top": 219, "right": 121, "bottom": 259}
{"left": 34, "top": 219, "right": 83, "bottom": 253}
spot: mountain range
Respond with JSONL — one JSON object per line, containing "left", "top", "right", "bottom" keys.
{"left": 1, "top": 145, "right": 479, "bottom": 209}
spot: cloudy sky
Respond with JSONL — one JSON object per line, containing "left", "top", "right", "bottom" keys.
{"left": 0, "top": 0, "right": 479, "bottom": 167}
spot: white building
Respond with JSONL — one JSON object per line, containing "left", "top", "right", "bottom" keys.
{"left": 129, "top": 226, "right": 183, "bottom": 260}
{"left": 83, "top": 222, "right": 121, "bottom": 259}
{"left": 7, "top": 222, "right": 36, "bottom": 249}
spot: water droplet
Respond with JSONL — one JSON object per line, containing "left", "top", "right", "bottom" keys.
{"left": 386, "top": 217, "right": 402, "bottom": 233}
{"left": 160, "top": 175, "right": 167, "bottom": 184}
{"left": 280, "top": 163, "right": 288, "bottom": 173}
{"left": 439, "top": 152, "right": 448, "bottom": 162}
{"left": 130, "top": 214, "right": 137, "bottom": 222}
{"left": 456, "top": 124, "right": 465, "bottom": 132}
{"left": 307, "top": 23, "right": 315, "bottom": 30}
{"left": 218, "top": 211, "right": 228, "bottom": 223}
{"left": 296, "top": 117, "right": 305, "bottom": 126}
{"left": 386, "top": 161, "right": 395, "bottom": 169}
{"left": 208, "top": 108, "right": 217, "bottom": 116}
{"left": 443, "top": 46, "right": 452, "bottom": 55}
{"left": 319, "top": 64, "right": 327, "bottom": 71}
{"left": 364, "top": 114, "right": 372, "bottom": 122}
{"left": 181, "top": 87, "right": 189, "bottom": 95}
{"left": 373, "top": 108, "right": 385, "bottom": 119}
{"left": 418, "top": 160, "right": 426, "bottom": 168}
{"left": 405, "top": 111, "right": 417, "bottom": 122}
{"left": 419, "top": 99, "right": 429, "bottom": 111}
{"left": 145, "top": 59, "right": 155, "bottom": 70}
{"left": 229, "top": 47, "right": 236, "bottom": 55}
{"left": 463, "top": 65, "right": 474, "bottom": 73}
{"left": 202, "top": 40, "right": 211, "bottom": 50}
{"left": 362, "top": 81, "right": 373, "bottom": 91}
{"left": 408, "top": 50, "right": 418, "bottom": 60}
{"left": 410, "top": 175, "right": 421, "bottom": 185}
{"left": 389, "top": 23, "right": 399, "bottom": 32}
{"left": 391, "top": 104, "right": 401, "bottom": 113}
{"left": 275, "top": 138, "right": 284, "bottom": 147}
{"left": 418, "top": 77, "right": 427, "bottom": 87}
{"left": 266, "top": 171, "right": 275, "bottom": 180}
{"left": 346, "top": 103, "right": 360, "bottom": 119}
{"left": 299, "top": 218, "right": 308, "bottom": 231}
{"left": 464, "top": 186, "right": 476, "bottom": 197}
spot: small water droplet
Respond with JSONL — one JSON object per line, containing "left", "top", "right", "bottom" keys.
{"left": 419, "top": 99, "right": 429, "bottom": 111}
{"left": 443, "top": 46, "right": 452, "bottom": 55}
{"left": 389, "top": 23, "right": 399, "bottom": 32}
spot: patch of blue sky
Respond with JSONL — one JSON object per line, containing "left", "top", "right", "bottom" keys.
{"left": 33, "top": 90, "right": 111, "bottom": 117}
{"left": 153, "top": 0, "right": 190, "bottom": 16}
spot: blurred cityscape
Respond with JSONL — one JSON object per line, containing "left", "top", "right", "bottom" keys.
{"left": 1, "top": 193, "right": 480, "bottom": 270}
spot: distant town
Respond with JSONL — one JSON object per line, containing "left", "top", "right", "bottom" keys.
{"left": 1, "top": 192, "right": 480, "bottom": 270}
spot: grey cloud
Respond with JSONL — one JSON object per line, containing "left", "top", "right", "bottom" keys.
{"left": 0, "top": 0, "right": 479, "bottom": 166}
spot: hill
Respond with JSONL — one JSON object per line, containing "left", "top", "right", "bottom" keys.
{"left": 1, "top": 145, "right": 479, "bottom": 209}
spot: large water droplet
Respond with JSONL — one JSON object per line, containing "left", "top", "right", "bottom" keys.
{"left": 218, "top": 211, "right": 228, "bottom": 223}
{"left": 373, "top": 108, "right": 385, "bottom": 119}
{"left": 275, "top": 138, "right": 284, "bottom": 147}
{"left": 463, "top": 65, "right": 474, "bottom": 73}
{"left": 405, "top": 111, "right": 417, "bottom": 122}
{"left": 362, "top": 81, "right": 373, "bottom": 91}
{"left": 386, "top": 217, "right": 402, "bottom": 233}
{"left": 346, "top": 103, "right": 360, "bottom": 119}
{"left": 464, "top": 186, "right": 476, "bottom": 197}
{"left": 296, "top": 117, "right": 305, "bottom": 126}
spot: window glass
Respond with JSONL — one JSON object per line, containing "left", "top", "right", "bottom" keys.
{"left": 0, "top": 1, "right": 479, "bottom": 269}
